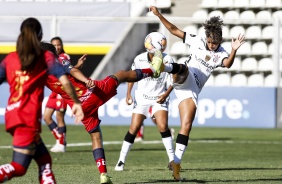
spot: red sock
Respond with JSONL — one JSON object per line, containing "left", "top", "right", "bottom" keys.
{"left": 141, "top": 68, "right": 153, "bottom": 77}
{"left": 0, "top": 162, "right": 26, "bottom": 182}
{"left": 96, "top": 158, "right": 107, "bottom": 174}
{"left": 39, "top": 163, "right": 56, "bottom": 184}
{"left": 51, "top": 128, "right": 60, "bottom": 140}
{"left": 58, "top": 133, "right": 66, "bottom": 145}
{"left": 137, "top": 125, "right": 144, "bottom": 138}
{"left": 35, "top": 154, "right": 56, "bottom": 184}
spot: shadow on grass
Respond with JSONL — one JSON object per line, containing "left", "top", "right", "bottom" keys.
{"left": 125, "top": 168, "right": 282, "bottom": 183}
{"left": 67, "top": 147, "right": 166, "bottom": 153}
{"left": 124, "top": 177, "right": 282, "bottom": 183}
{"left": 190, "top": 138, "right": 232, "bottom": 141}
{"left": 185, "top": 167, "right": 282, "bottom": 171}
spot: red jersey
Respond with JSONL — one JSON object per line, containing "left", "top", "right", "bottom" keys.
{"left": 45, "top": 53, "right": 118, "bottom": 132}
{"left": 46, "top": 53, "right": 92, "bottom": 107}
{"left": 0, "top": 51, "right": 66, "bottom": 132}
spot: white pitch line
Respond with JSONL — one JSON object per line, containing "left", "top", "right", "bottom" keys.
{"left": 0, "top": 140, "right": 281, "bottom": 149}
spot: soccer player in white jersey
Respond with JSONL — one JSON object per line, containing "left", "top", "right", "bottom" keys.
{"left": 150, "top": 6, "right": 246, "bottom": 181}
{"left": 115, "top": 32, "right": 175, "bottom": 171}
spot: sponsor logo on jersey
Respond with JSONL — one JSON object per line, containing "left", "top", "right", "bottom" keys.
{"left": 6, "top": 101, "right": 21, "bottom": 111}
{"left": 138, "top": 59, "right": 149, "bottom": 62}
{"left": 196, "top": 55, "right": 215, "bottom": 71}
{"left": 142, "top": 94, "right": 158, "bottom": 100}
{"left": 193, "top": 73, "right": 201, "bottom": 88}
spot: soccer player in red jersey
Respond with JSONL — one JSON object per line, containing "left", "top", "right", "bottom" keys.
{"left": 42, "top": 41, "right": 187, "bottom": 183}
{"left": 0, "top": 17, "right": 84, "bottom": 183}
{"left": 43, "top": 36, "right": 86, "bottom": 153}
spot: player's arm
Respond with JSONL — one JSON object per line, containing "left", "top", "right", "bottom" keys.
{"left": 58, "top": 75, "right": 84, "bottom": 123}
{"left": 73, "top": 54, "right": 87, "bottom": 69}
{"left": 150, "top": 6, "right": 184, "bottom": 39}
{"left": 156, "top": 85, "right": 173, "bottom": 104}
{"left": 59, "top": 60, "right": 94, "bottom": 89}
{"left": 69, "top": 67, "right": 87, "bottom": 82}
{"left": 223, "top": 34, "right": 245, "bottom": 68}
{"left": 48, "top": 58, "right": 84, "bottom": 123}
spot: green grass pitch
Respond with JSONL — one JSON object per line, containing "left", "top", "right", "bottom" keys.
{"left": 0, "top": 124, "right": 282, "bottom": 184}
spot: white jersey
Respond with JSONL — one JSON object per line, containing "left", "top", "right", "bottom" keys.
{"left": 183, "top": 33, "right": 229, "bottom": 93}
{"left": 173, "top": 33, "right": 229, "bottom": 107}
{"left": 131, "top": 52, "right": 174, "bottom": 105}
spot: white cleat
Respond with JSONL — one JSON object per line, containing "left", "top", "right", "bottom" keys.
{"left": 114, "top": 161, "right": 124, "bottom": 171}
{"left": 100, "top": 173, "right": 113, "bottom": 184}
{"left": 134, "top": 136, "right": 143, "bottom": 143}
{"left": 50, "top": 143, "right": 65, "bottom": 153}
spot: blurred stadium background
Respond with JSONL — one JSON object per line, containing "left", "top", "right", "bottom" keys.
{"left": 0, "top": 0, "right": 282, "bottom": 128}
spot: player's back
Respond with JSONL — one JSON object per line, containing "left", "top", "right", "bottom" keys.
{"left": 2, "top": 51, "right": 55, "bottom": 131}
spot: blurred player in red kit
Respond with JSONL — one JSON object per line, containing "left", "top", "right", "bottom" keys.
{"left": 0, "top": 17, "right": 84, "bottom": 183}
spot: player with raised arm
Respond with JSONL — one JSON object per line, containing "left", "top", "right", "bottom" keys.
{"left": 115, "top": 32, "right": 175, "bottom": 171}
{"left": 0, "top": 17, "right": 83, "bottom": 183}
{"left": 150, "top": 6, "right": 246, "bottom": 181}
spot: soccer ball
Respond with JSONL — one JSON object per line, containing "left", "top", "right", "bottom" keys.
{"left": 144, "top": 32, "right": 167, "bottom": 53}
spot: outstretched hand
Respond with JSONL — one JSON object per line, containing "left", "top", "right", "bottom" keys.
{"left": 72, "top": 103, "right": 84, "bottom": 124}
{"left": 231, "top": 34, "right": 245, "bottom": 51}
{"left": 77, "top": 54, "right": 87, "bottom": 68}
{"left": 150, "top": 6, "right": 161, "bottom": 17}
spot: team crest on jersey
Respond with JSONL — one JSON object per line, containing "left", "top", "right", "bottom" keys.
{"left": 205, "top": 55, "right": 211, "bottom": 62}
{"left": 61, "top": 59, "right": 70, "bottom": 66}
{"left": 213, "top": 55, "right": 220, "bottom": 63}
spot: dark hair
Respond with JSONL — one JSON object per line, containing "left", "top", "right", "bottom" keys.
{"left": 17, "top": 17, "right": 43, "bottom": 71}
{"left": 50, "top": 36, "right": 65, "bottom": 53}
{"left": 202, "top": 16, "right": 224, "bottom": 43}
{"left": 40, "top": 42, "right": 58, "bottom": 57}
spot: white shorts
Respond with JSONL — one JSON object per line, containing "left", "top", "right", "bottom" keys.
{"left": 132, "top": 101, "right": 169, "bottom": 117}
{"left": 173, "top": 70, "right": 199, "bottom": 107}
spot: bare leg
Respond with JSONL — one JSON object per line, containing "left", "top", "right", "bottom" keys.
{"left": 56, "top": 111, "right": 66, "bottom": 128}
{"left": 43, "top": 107, "right": 55, "bottom": 126}
{"left": 172, "top": 98, "right": 196, "bottom": 181}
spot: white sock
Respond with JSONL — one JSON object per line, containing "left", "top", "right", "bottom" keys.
{"left": 164, "top": 63, "right": 173, "bottom": 72}
{"left": 174, "top": 143, "right": 187, "bottom": 164}
{"left": 162, "top": 136, "right": 174, "bottom": 162}
{"left": 118, "top": 141, "right": 133, "bottom": 163}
